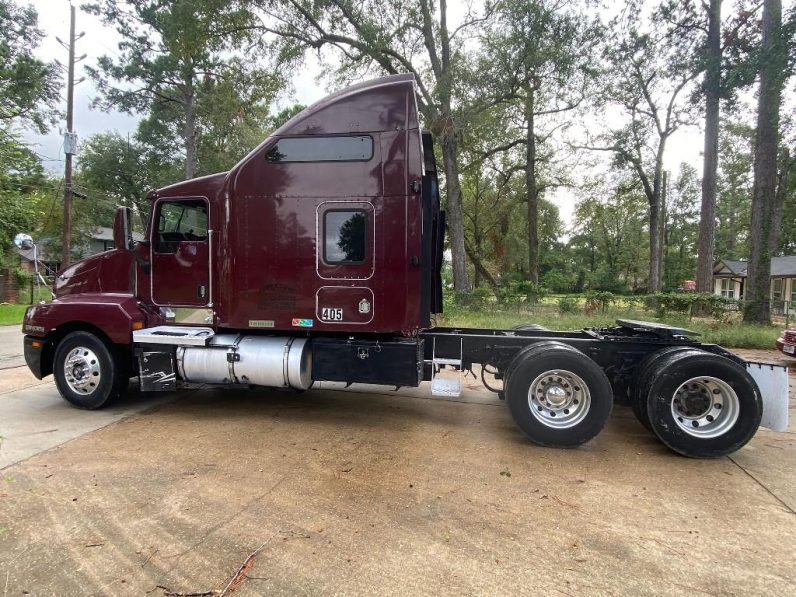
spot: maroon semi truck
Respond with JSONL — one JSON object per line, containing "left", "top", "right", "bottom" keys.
{"left": 22, "top": 74, "right": 788, "bottom": 458}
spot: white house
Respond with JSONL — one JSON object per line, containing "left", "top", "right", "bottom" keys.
{"left": 713, "top": 256, "right": 796, "bottom": 308}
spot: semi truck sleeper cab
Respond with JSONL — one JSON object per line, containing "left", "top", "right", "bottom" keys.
{"left": 22, "top": 74, "right": 789, "bottom": 458}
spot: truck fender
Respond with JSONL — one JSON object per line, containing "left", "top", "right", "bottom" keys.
{"left": 22, "top": 295, "right": 146, "bottom": 379}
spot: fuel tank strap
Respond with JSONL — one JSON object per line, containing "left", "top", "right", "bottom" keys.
{"left": 227, "top": 335, "right": 244, "bottom": 384}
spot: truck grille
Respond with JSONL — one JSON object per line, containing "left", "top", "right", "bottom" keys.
{"left": 785, "top": 330, "right": 796, "bottom": 344}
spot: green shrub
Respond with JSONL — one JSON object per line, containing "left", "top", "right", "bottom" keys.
{"left": 14, "top": 268, "right": 33, "bottom": 287}
{"left": 454, "top": 286, "right": 493, "bottom": 309}
{"left": 513, "top": 280, "right": 548, "bottom": 303}
{"left": 585, "top": 290, "right": 616, "bottom": 311}
{"left": 541, "top": 270, "right": 571, "bottom": 293}
{"left": 496, "top": 286, "right": 523, "bottom": 308}
{"left": 690, "top": 292, "right": 740, "bottom": 321}
{"left": 558, "top": 296, "right": 579, "bottom": 314}
{"left": 652, "top": 293, "right": 693, "bottom": 317}
{"left": 623, "top": 295, "right": 644, "bottom": 309}
{"left": 649, "top": 292, "right": 741, "bottom": 320}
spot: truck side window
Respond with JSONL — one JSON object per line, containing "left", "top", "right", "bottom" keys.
{"left": 324, "top": 210, "right": 366, "bottom": 263}
{"left": 155, "top": 200, "right": 208, "bottom": 253}
{"left": 266, "top": 135, "right": 373, "bottom": 163}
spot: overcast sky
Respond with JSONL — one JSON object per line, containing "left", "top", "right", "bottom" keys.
{"left": 23, "top": 0, "right": 722, "bottom": 224}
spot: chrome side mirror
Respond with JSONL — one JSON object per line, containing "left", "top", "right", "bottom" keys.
{"left": 13, "top": 233, "right": 34, "bottom": 251}
{"left": 12, "top": 232, "right": 52, "bottom": 302}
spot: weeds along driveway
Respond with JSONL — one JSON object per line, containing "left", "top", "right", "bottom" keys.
{"left": 0, "top": 369, "right": 794, "bottom": 596}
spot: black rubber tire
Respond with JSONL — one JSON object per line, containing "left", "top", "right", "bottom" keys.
{"left": 632, "top": 347, "right": 704, "bottom": 432}
{"left": 505, "top": 343, "right": 613, "bottom": 447}
{"left": 645, "top": 352, "right": 762, "bottom": 458}
{"left": 53, "top": 331, "right": 128, "bottom": 409}
{"left": 502, "top": 341, "right": 574, "bottom": 391}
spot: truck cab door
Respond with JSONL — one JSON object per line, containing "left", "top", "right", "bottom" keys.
{"left": 149, "top": 197, "right": 211, "bottom": 307}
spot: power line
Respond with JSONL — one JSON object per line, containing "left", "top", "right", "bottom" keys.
{"left": 1, "top": 180, "right": 133, "bottom": 209}
{"left": 33, "top": 152, "right": 64, "bottom": 163}
{"left": 39, "top": 180, "right": 63, "bottom": 234}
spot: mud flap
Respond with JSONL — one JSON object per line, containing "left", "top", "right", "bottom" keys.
{"left": 746, "top": 362, "right": 789, "bottom": 432}
{"left": 138, "top": 351, "right": 177, "bottom": 392}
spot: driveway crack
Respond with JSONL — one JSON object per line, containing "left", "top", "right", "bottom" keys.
{"left": 727, "top": 455, "right": 795, "bottom": 515}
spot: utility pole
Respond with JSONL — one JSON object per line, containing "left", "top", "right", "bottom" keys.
{"left": 59, "top": 3, "right": 84, "bottom": 269}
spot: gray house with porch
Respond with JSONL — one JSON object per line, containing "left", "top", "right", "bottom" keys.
{"left": 713, "top": 256, "right": 796, "bottom": 308}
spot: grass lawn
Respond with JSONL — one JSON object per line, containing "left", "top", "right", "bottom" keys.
{"left": 0, "top": 304, "right": 29, "bottom": 326}
{"left": 439, "top": 305, "right": 783, "bottom": 350}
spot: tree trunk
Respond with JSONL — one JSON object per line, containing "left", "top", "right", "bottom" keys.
{"left": 184, "top": 73, "right": 197, "bottom": 180}
{"left": 434, "top": 0, "right": 470, "bottom": 294}
{"left": 498, "top": 211, "right": 511, "bottom": 274}
{"left": 525, "top": 89, "right": 539, "bottom": 284}
{"left": 661, "top": 170, "right": 669, "bottom": 287}
{"left": 696, "top": 0, "right": 722, "bottom": 293}
{"left": 648, "top": 147, "right": 666, "bottom": 293}
{"left": 439, "top": 131, "right": 471, "bottom": 293}
{"left": 464, "top": 241, "right": 498, "bottom": 288}
{"left": 770, "top": 146, "right": 792, "bottom": 253}
{"left": 473, "top": 196, "right": 482, "bottom": 288}
{"left": 648, "top": 201, "right": 663, "bottom": 293}
{"left": 744, "top": 0, "right": 784, "bottom": 324}
{"left": 727, "top": 209, "right": 736, "bottom": 258}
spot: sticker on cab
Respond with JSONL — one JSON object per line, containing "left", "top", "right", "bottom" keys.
{"left": 292, "top": 318, "right": 314, "bottom": 328}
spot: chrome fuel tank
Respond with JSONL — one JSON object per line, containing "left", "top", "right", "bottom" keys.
{"left": 177, "top": 335, "right": 312, "bottom": 389}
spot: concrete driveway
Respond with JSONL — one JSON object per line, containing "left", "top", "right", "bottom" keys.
{"left": 0, "top": 324, "right": 25, "bottom": 370}
{"left": 0, "top": 346, "right": 794, "bottom": 595}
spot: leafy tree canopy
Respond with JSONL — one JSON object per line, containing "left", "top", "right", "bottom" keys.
{"left": 0, "top": 0, "right": 60, "bottom": 132}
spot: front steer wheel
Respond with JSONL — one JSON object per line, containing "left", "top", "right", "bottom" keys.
{"left": 645, "top": 352, "right": 762, "bottom": 458}
{"left": 53, "top": 331, "right": 129, "bottom": 409}
{"left": 505, "top": 342, "right": 613, "bottom": 447}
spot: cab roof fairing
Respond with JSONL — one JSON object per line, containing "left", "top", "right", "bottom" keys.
{"left": 146, "top": 73, "right": 419, "bottom": 201}
{"left": 229, "top": 73, "right": 419, "bottom": 183}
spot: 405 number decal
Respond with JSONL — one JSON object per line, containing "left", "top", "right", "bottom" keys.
{"left": 321, "top": 307, "right": 343, "bottom": 321}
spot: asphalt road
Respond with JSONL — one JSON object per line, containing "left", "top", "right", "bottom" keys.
{"left": 0, "top": 325, "right": 24, "bottom": 370}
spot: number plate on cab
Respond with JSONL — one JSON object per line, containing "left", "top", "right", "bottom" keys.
{"left": 316, "top": 287, "right": 374, "bottom": 325}
{"left": 321, "top": 307, "right": 343, "bottom": 321}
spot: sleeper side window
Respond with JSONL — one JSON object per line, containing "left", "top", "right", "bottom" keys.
{"left": 155, "top": 200, "right": 208, "bottom": 253}
{"left": 266, "top": 135, "right": 373, "bottom": 163}
{"left": 324, "top": 210, "right": 367, "bottom": 264}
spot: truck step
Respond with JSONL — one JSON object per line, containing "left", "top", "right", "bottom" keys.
{"left": 431, "top": 376, "right": 462, "bottom": 397}
{"left": 430, "top": 357, "right": 462, "bottom": 367}
{"left": 133, "top": 326, "right": 215, "bottom": 346}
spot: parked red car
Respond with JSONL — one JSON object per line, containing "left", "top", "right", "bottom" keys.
{"left": 776, "top": 328, "right": 796, "bottom": 357}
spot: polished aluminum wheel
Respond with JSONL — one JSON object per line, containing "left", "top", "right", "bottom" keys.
{"left": 63, "top": 346, "right": 101, "bottom": 395}
{"left": 671, "top": 376, "right": 740, "bottom": 438}
{"left": 527, "top": 369, "right": 591, "bottom": 429}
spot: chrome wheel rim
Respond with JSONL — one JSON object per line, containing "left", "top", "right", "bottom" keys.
{"left": 671, "top": 376, "right": 739, "bottom": 438}
{"left": 527, "top": 369, "right": 591, "bottom": 429}
{"left": 63, "top": 346, "right": 101, "bottom": 395}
